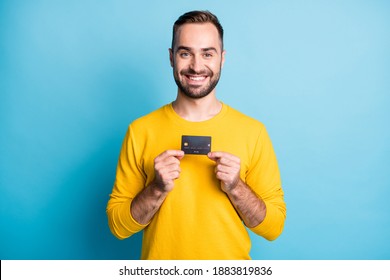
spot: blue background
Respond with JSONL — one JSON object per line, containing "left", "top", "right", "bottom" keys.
{"left": 1, "top": 0, "right": 389, "bottom": 260}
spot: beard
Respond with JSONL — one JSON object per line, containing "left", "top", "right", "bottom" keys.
{"left": 173, "top": 66, "right": 222, "bottom": 99}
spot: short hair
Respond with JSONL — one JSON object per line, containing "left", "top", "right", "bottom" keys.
{"left": 171, "top": 10, "right": 224, "bottom": 50}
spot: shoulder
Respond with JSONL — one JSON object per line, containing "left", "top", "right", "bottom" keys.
{"left": 224, "top": 104, "right": 266, "bottom": 132}
{"left": 129, "top": 104, "right": 169, "bottom": 130}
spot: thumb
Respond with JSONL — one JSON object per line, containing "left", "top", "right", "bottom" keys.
{"left": 207, "top": 152, "right": 219, "bottom": 161}
{"left": 174, "top": 150, "right": 185, "bottom": 160}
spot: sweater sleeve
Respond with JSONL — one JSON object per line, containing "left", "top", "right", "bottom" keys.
{"left": 245, "top": 124, "right": 286, "bottom": 241}
{"left": 106, "top": 125, "right": 149, "bottom": 239}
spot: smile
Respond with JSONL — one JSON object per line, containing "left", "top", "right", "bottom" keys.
{"left": 186, "top": 75, "right": 207, "bottom": 81}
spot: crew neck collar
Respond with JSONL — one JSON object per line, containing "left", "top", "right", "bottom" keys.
{"left": 165, "top": 102, "right": 228, "bottom": 129}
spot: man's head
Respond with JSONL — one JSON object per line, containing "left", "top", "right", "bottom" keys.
{"left": 171, "top": 10, "right": 224, "bottom": 51}
{"left": 170, "top": 11, "right": 225, "bottom": 99}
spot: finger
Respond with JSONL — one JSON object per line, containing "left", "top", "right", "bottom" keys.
{"left": 215, "top": 172, "right": 236, "bottom": 185}
{"left": 215, "top": 171, "right": 233, "bottom": 183}
{"left": 160, "top": 170, "right": 180, "bottom": 180}
{"left": 155, "top": 159, "right": 178, "bottom": 173}
{"left": 169, "top": 170, "right": 181, "bottom": 180}
{"left": 157, "top": 166, "right": 181, "bottom": 182}
{"left": 208, "top": 151, "right": 240, "bottom": 163}
{"left": 218, "top": 157, "right": 241, "bottom": 168}
{"left": 155, "top": 151, "right": 184, "bottom": 167}
{"left": 208, "top": 153, "right": 240, "bottom": 167}
{"left": 156, "top": 161, "right": 181, "bottom": 175}
{"left": 162, "top": 156, "right": 182, "bottom": 166}
{"left": 215, "top": 164, "right": 232, "bottom": 174}
{"left": 207, "top": 151, "right": 220, "bottom": 161}
{"left": 159, "top": 150, "right": 185, "bottom": 160}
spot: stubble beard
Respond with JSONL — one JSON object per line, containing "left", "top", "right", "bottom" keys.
{"left": 173, "top": 66, "right": 222, "bottom": 99}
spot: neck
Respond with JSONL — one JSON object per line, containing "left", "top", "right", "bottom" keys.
{"left": 172, "top": 91, "right": 222, "bottom": 122}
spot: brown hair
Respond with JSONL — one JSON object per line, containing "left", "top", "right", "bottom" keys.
{"left": 171, "top": 10, "right": 224, "bottom": 50}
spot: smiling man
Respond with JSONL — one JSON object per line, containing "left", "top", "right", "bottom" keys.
{"left": 171, "top": 22, "right": 223, "bottom": 100}
{"left": 106, "top": 10, "right": 286, "bottom": 260}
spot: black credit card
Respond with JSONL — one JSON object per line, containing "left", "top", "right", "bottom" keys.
{"left": 181, "top": 135, "right": 211, "bottom": 155}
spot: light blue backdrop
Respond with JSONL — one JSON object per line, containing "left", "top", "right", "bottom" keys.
{"left": 1, "top": 0, "right": 389, "bottom": 260}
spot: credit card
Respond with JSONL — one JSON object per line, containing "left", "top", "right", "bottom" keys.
{"left": 181, "top": 135, "right": 211, "bottom": 155}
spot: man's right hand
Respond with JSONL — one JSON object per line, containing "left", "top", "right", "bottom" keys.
{"left": 131, "top": 150, "right": 184, "bottom": 225}
{"left": 153, "top": 150, "right": 184, "bottom": 192}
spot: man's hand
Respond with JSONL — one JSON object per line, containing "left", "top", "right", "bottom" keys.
{"left": 153, "top": 150, "right": 184, "bottom": 192}
{"left": 208, "top": 151, "right": 266, "bottom": 228}
{"left": 207, "top": 151, "right": 241, "bottom": 193}
{"left": 130, "top": 149, "right": 184, "bottom": 225}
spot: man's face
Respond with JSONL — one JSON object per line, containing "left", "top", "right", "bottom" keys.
{"left": 170, "top": 23, "right": 225, "bottom": 99}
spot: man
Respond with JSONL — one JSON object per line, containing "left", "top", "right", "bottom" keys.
{"left": 106, "top": 10, "right": 286, "bottom": 260}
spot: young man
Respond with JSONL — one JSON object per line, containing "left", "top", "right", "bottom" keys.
{"left": 106, "top": 10, "right": 286, "bottom": 260}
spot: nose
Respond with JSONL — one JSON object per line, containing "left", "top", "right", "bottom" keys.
{"left": 189, "top": 55, "right": 202, "bottom": 73}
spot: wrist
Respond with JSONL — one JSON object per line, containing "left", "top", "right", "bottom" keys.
{"left": 223, "top": 178, "right": 242, "bottom": 195}
{"left": 150, "top": 180, "right": 170, "bottom": 196}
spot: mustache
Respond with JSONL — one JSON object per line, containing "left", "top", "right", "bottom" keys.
{"left": 180, "top": 68, "right": 211, "bottom": 76}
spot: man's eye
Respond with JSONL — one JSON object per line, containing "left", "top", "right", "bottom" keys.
{"left": 203, "top": 53, "right": 213, "bottom": 58}
{"left": 180, "top": 52, "right": 190, "bottom": 57}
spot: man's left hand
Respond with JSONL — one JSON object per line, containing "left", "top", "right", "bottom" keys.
{"left": 208, "top": 151, "right": 241, "bottom": 193}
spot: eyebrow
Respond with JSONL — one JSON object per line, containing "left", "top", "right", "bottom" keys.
{"left": 176, "top": 46, "right": 219, "bottom": 53}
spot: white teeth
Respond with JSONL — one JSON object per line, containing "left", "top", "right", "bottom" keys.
{"left": 189, "top": 76, "right": 206, "bottom": 81}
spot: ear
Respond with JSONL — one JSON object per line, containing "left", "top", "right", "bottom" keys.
{"left": 169, "top": 48, "right": 174, "bottom": 67}
{"left": 221, "top": 50, "right": 226, "bottom": 68}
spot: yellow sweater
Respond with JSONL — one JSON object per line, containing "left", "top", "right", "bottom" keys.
{"left": 106, "top": 103, "right": 286, "bottom": 259}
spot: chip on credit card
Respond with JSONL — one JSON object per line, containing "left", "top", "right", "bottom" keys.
{"left": 181, "top": 135, "right": 211, "bottom": 155}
